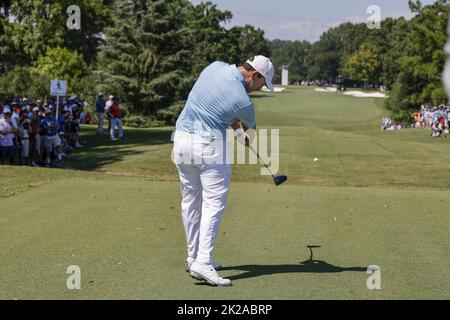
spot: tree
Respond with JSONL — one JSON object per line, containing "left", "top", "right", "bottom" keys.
{"left": 305, "top": 31, "right": 341, "bottom": 82}
{"left": 98, "top": 0, "right": 194, "bottom": 115}
{"left": 1, "top": 0, "right": 112, "bottom": 65}
{"left": 33, "top": 46, "right": 90, "bottom": 94}
{"left": 185, "top": 1, "right": 239, "bottom": 73}
{"left": 230, "top": 25, "right": 272, "bottom": 62}
{"left": 271, "top": 40, "right": 311, "bottom": 84}
{"left": 378, "top": 17, "right": 411, "bottom": 89}
{"left": 385, "top": 0, "right": 449, "bottom": 118}
{"left": 305, "top": 22, "right": 370, "bottom": 82}
{"left": 343, "top": 42, "right": 381, "bottom": 85}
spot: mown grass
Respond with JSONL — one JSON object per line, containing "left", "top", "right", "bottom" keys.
{"left": 1, "top": 87, "right": 449, "bottom": 299}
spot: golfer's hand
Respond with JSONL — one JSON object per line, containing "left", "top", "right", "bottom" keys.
{"left": 234, "top": 127, "right": 247, "bottom": 145}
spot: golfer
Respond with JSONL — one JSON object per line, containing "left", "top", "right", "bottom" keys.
{"left": 172, "top": 56, "right": 275, "bottom": 286}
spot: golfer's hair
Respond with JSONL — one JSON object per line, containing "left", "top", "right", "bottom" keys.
{"left": 236, "top": 56, "right": 256, "bottom": 72}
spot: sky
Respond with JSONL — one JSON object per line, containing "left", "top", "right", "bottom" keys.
{"left": 190, "top": 0, "right": 438, "bottom": 42}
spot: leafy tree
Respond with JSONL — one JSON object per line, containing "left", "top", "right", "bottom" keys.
{"left": 271, "top": 40, "right": 311, "bottom": 84}
{"left": 230, "top": 24, "right": 272, "bottom": 62}
{"left": 185, "top": 1, "right": 239, "bottom": 73}
{"left": 343, "top": 42, "right": 381, "bottom": 85}
{"left": 98, "top": 0, "right": 194, "bottom": 115}
{"left": 386, "top": 0, "right": 449, "bottom": 118}
{"left": 33, "top": 46, "right": 90, "bottom": 93}
{"left": 305, "top": 30, "right": 342, "bottom": 82}
{"left": 305, "top": 22, "right": 370, "bottom": 82}
{"left": 378, "top": 17, "right": 411, "bottom": 89}
{"left": 1, "top": 0, "right": 111, "bottom": 65}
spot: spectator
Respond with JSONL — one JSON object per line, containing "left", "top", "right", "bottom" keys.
{"left": 40, "top": 109, "right": 63, "bottom": 166}
{"left": 85, "top": 112, "right": 92, "bottom": 124}
{"left": 70, "top": 103, "right": 83, "bottom": 148}
{"left": 105, "top": 95, "right": 114, "bottom": 134}
{"left": 0, "top": 107, "right": 17, "bottom": 165}
{"left": 18, "top": 110, "right": 31, "bottom": 165}
{"left": 96, "top": 93, "right": 106, "bottom": 134}
{"left": 107, "top": 97, "right": 123, "bottom": 141}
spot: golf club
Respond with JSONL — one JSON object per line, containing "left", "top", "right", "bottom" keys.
{"left": 248, "top": 145, "right": 287, "bottom": 186}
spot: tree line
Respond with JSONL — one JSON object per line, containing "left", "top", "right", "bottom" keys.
{"left": 0, "top": 0, "right": 271, "bottom": 125}
{"left": 0, "top": 0, "right": 448, "bottom": 124}
{"left": 271, "top": 0, "right": 449, "bottom": 121}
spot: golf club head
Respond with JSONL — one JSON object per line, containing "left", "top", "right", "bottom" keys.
{"left": 273, "top": 175, "right": 287, "bottom": 186}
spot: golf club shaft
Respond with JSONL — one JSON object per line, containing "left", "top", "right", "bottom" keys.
{"left": 248, "top": 145, "right": 276, "bottom": 178}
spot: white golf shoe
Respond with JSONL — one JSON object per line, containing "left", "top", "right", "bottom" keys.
{"left": 185, "top": 257, "right": 223, "bottom": 272}
{"left": 189, "top": 261, "right": 232, "bottom": 287}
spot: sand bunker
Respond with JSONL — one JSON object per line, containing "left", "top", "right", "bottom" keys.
{"left": 343, "top": 91, "right": 388, "bottom": 98}
{"left": 315, "top": 87, "right": 337, "bottom": 93}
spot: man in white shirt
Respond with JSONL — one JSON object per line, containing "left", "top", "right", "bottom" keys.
{"left": 0, "top": 107, "right": 18, "bottom": 165}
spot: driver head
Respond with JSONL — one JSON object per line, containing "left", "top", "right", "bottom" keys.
{"left": 274, "top": 175, "right": 287, "bottom": 186}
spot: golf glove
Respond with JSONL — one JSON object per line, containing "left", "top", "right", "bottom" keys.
{"left": 234, "top": 127, "right": 247, "bottom": 145}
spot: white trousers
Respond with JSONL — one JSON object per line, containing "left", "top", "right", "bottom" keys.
{"left": 173, "top": 131, "right": 231, "bottom": 265}
{"left": 96, "top": 112, "right": 105, "bottom": 134}
{"left": 110, "top": 118, "right": 123, "bottom": 139}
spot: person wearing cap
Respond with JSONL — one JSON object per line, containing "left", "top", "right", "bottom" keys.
{"left": 40, "top": 109, "right": 63, "bottom": 166}
{"left": 11, "top": 102, "right": 21, "bottom": 123}
{"left": 172, "top": 55, "right": 275, "bottom": 286}
{"left": 96, "top": 93, "right": 106, "bottom": 135}
{"left": 107, "top": 96, "right": 123, "bottom": 140}
{"left": 0, "top": 107, "right": 18, "bottom": 165}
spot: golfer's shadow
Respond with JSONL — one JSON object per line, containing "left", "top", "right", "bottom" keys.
{"left": 220, "top": 245, "right": 366, "bottom": 281}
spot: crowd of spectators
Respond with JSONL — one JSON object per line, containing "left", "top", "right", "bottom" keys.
{"left": 0, "top": 96, "right": 86, "bottom": 167}
{"left": 412, "top": 103, "right": 450, "bottom": 138}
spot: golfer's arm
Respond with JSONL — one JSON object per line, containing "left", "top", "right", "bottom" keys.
{"left": 231, "top": 120, "right": 241, "bottom": 130}
{"left": 231, "top": 120, "right": 256, "bottom": 131}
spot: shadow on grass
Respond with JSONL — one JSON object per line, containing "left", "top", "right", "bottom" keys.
{"left": 194, "top": 244, "right": 365, "bottom": 284}
{"left": 249, "top": 94, "right": 276, "bottom": 99}
{"left": 64, "top": 126, "right": 173, "bottom": 171}
{"left": 250, "top": 91, "right": 294, "bottom": 99}
{"left": 219, "top": 260, "right": 367, "bottom": 281}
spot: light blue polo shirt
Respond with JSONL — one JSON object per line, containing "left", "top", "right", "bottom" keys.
{"left": 176, "top": 61, "right": 256, "bottom": 139}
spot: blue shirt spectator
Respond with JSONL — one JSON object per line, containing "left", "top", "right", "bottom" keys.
{"left": 96, "top": 98, "right": 106, "bottom": 113}
{"left": 40, "top": 116, "right": 58, "bottom": 137}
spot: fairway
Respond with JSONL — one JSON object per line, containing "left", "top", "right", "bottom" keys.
{"left": 1, "top": 87, "right": 450, "bottom": 299}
